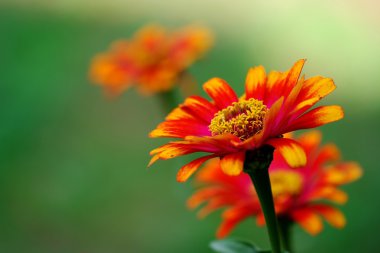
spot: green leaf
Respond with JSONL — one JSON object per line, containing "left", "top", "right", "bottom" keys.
{"left": 209, "top": 239, "right": 270, "bottom": 253}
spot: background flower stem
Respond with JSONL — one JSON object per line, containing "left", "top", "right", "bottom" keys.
{"left": 279, "top": 217, "right": 293, "bottom": 252}
{"left": 157, "top": 89, "right": 181, "bottom": 114}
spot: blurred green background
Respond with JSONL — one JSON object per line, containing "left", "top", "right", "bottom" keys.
{"left": 1, "top": 0, "right": 379, "bottom": 252}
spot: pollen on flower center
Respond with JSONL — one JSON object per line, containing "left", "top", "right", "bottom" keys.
{"left": 270, "top": 170, "right": 303, "bottom": 197}
{"left": 209, "top": 98, "right": 268, "bottom": 140}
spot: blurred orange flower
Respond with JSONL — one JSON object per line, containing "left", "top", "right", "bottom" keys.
{"left": 188, "top": 131, "right": 362, "bottom": 238}
{"left": 89, "top": 25, "right": 213, "bottom": 96}
{"left": 149, "top": 60, "right": 344, "bottom": 181}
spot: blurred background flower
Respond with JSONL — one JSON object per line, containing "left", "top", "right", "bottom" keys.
{"left": 89, "top": 24, "right": 212, "bottom": 96}
{"left": 0, "top": 0, "right": 379, "bottom": 252}
{"left": 188, "top": 131, "right": 362, "bottom": 241}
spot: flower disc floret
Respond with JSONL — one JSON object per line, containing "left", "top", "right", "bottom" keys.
{"left": 209, "top": 98, "right": 268, "bottom": 140}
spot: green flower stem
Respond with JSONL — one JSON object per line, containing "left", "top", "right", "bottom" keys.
{"left": 244, "top": 145, "right": 282, "bottom": 253}
{"left": 278, "top": 217, "right": 293, "bottom": 253}
{"left": 178, "top": 71, "right": 199, "bottom": 97}
{"left": 157, "top": 89, "right": 181, "bottom": 114}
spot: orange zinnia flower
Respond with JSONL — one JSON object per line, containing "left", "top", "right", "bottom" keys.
{"left": 89, "top": 25, "right": 213, "bottom": 96}
{"left": 188, "top": 131, "right": 362, "bottom": 237}
{"left": 149, "top": 60, "right": 344, "bottom": 181}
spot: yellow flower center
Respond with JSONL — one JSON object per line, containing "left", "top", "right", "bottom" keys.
{"left": 209, "top": 98, "right": 268, "bottom": 140}
{"left": 270, "top": 170, "right": 303, "bottom": 197}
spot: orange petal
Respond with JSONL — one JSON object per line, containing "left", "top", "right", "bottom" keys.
{"left": 149, "top": 119, "right": 209, "bottom": 138}
{"left": 148, "top": 142, "right": 197, "bottom": 166}
{"left": 217, "top": 206, "right": 254, "bottom": 238}
{"left": 325, "top": 188, "right": 348, "bottom": 204}
{"left": 256, "top": 213, "right": 266, "bottom": 226}
{"left": 179, "top": 96, "right": 218, "bottom": 122}
{"left": 262, "top": 97, "right": 284, "bottom": 137}
{"left": 312, "top": 205, "right": 346, "bottom": 228}
{"left": 290, "top": 77, "right": 336, "bottom": 118}
{"left": 203, "top": 78, "right": 238, "bottom": 109}
{"left": 176, "top": 155, "right": 215, "bottom": 182}
{"left": 165, "top": 107, "right": 195, "bottom": 121}
{"left": 282, "top": 75, "right": 305, "bottom": 110}
{"left": 292, "top": 209, "right": 323, "bottom": 235}
{"left": 284, "top": 59, "right": 306, "bottom": 88}
{"left": 178, "top": 134, "right": 240, "bottom": 154}
{"left": 289, "top": 97, "right": 320, "bottom": 116}
{"left": 274, "top": 75, "right": 305, "bottom": 129}
{"left": 220, "top": 152, "right": 245, "bottom": 176}
{"left": 266, "top": 138, "right": 306, "bottom": 168}
{"left": 148, "top": 155, "right": 160, "bottom": 167}
{"left": 187, "top": 187, "right": 224, "bottom": 209}
{"left": 263, "top": 60, "right": 305, "bottom": 107}
{"left": 309, "top": 187, "right": 348, "bottom": 204}
{"left": 235, "top": 97, "right": 284, "bottom": 151}
{"left": 217, "top": 218, "right": 240, "bottom": 238}
{"left": 287, "top": 105, "right": 344, "bottom": 132}
{"left": 302, "top": 76, "right": 334, "bottom": 98}
{"left": 197, "top": 197, "right": 229, "bottom": 218}
{"left": 315, "top": 143, "right": 341, "bottom": 167}
{"left": 323, "top": 162, "right": 363, "bottom": 185}
{"left": 245, "top": 65, "right": 267, "bottom": 100}
{"left": 266, "top": 70, "right": 284, "bottom": 92}
{"left": 262, "top": 71, "right": 287, "bottom": 107}
{"left": 297, "top": 130, "right": 322, "bottom": 152}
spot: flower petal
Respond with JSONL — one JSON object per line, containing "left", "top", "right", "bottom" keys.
{"left": 286, "top": 105, "right": 344, "bottom": 132}
{"left": 148, "top": 136, "right": 235, "bottom": 166}
{"left": 297, "top": 130, "right": 322, "bottom": 153}
{"left": 262, "top": 97, "right": 285, "bottom": 138}
{"left": 245, "top": 65, "right": 266, "bottom": 100}
{"left": 203, "top": 78, "right": 238, "bottom": 109}
{"left": 320, "top": 143, "right": 341, "bottom": 161}
{"left": 149, "top": 119, "right": 210, "bottom": 138}
{"left": 292, "top": 77, "right": 336, "bottom": 117}
{"left": 187, "top": 187, "right": 225, "bottom": 209}
{"left": 217, "top": 204, "right": 257, "bottom": 238}
{"left": 149, "top": 142, "right": 196, "bottom": 165}
{"left": 310, "top": 144, "right": 341, "bottom": 172}
{"left": 167, "top": 96, "right": 218, "bottom": 122}
{"left": 197, "top": 197, "right": 230, "bottom": 218}
{"left": 263, "top": 71, "right": 287, "bottom": 107}
{"left": 165, "top": 107, "right": 196, "bottom": 121}
{"left": 292, "top": 209, "right": 323, "bottom": 235}
{"left": 274, "top": 75, "right": 305, "bottom": 130}
{"left": 284, "top": 59, "right": 306, "bottom": 89}
{"left": 263, "top": 59, "right": 305, "bottom": 107}
{"left": 266, "top": 138, "right": 306, "bottom": 168}
{"left": 177, "top": 155, "right": 215, "bottom": 182}
{"left": 309, "top": 187, "right": 348, "bottom": 204}
{"left": 322, "top": 162, "right": 363, "bottom": 185}
{"left": 220, "top": 152, "right": 245, "bottom": 176}
{"left": 312, "top": 205, "right": 346, "bottom": 228}
{"left": 179, "top": 96, "right": 218, "bottom": 122}
{"left": 324, "top": 188, "right": 348, "bottom": 204}
{"left": 179, "top": 134, "right": 240, "bottom": 154}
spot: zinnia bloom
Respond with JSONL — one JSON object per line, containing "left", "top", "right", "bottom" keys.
{"left": 188, "top": 131, "right": 362, "bottom": 237}
{"left": 149, "top": 60, "right": 344, "bottom": 181}
{"left": 89, "top": 24, "right": 213, "bottom": 96}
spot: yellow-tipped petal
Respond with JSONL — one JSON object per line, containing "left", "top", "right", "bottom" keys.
{"left": 220, "top": 152, "right": 245, "bottom": 176}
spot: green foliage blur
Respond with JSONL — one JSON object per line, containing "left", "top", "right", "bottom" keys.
{"left": 1, "top": 1, "right": 379, "bottom": 252}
